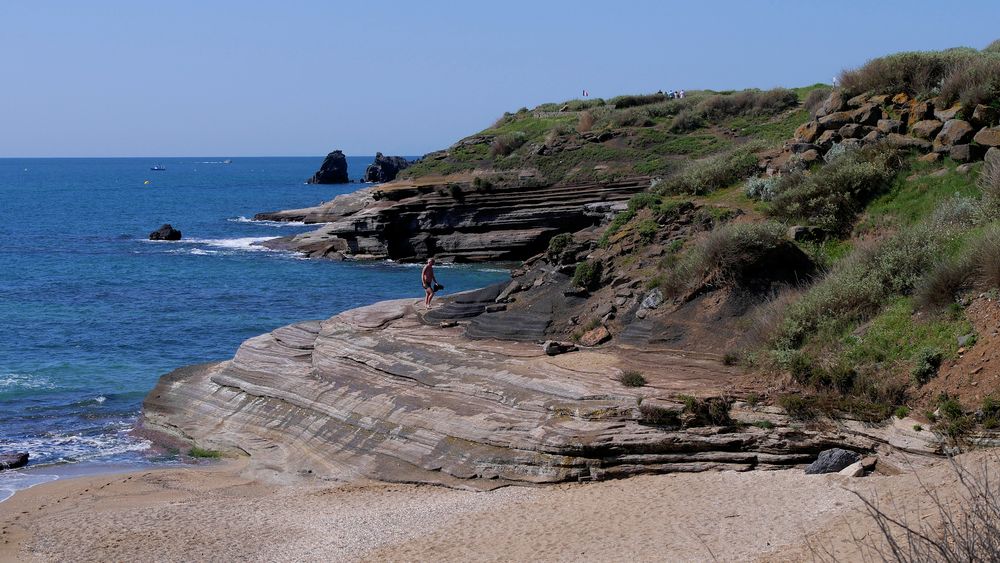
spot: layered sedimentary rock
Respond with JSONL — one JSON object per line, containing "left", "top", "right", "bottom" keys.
{"left": 258, "top": 179, "right": 648, "bottom": 262}
{"left": 143, "top": 289, "right": 935, "bottom": 488}
{"left": 307, "top": 150, "right": 350, "bottom": 184}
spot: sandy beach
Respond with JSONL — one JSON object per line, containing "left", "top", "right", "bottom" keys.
{"left": 3, "top": 452, "right": 986, "bottom": 562}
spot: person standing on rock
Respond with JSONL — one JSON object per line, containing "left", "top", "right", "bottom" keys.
{"left": 422, "top": 258, "right": 440, "bottom": 308}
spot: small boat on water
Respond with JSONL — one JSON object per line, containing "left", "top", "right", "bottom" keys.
{"left": 222, "top": 159, "right": 232, "bottom": 164}
{"left": 150, "top": 165, "right": 166, "bottom": 171}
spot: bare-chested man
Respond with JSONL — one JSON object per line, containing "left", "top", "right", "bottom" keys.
{"left": 421, "top": 258, "right": 439, "bottom": 308}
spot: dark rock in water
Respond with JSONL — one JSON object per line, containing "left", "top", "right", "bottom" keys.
{"left": 0, "top": 452, "right": 28, "bottom": 470}
{"left": 307, "top": 150, "right": 350, "bottom": 184}
{"left": 149, "top": 224, "right": 182, "bottom": 241}
{"left": 805, "top": 448, "right": 861, "bottom": 474}
{"left": 363, "top": 152, "right": 412, "bottom": 183}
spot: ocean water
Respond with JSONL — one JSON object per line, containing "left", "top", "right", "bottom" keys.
{"left": 0, "top": 156, "right": 509, "bottom": 499}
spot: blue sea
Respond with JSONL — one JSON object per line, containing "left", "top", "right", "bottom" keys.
{"left": 0, "top": 156, "right": 509, "bottom": 500}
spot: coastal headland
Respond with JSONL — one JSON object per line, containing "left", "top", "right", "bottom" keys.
{"left": 9, "top": 42, "right": 1000, "bottom": 560}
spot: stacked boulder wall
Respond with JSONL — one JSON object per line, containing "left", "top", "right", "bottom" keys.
{"left": 143, "top": 297, "right": 892, "bottom": 488}
{"left": 363, "top": 153, "right": 412, "bottom": 183}
{"left": 261, "top": 179, "right": 649, "bottom": 262}
{"left": 306, "top": 150, "right": 350, "bottom": 184}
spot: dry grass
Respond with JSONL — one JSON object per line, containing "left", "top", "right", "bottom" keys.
{"left": 576, "top": 110, "right": 594, "bottom": 134}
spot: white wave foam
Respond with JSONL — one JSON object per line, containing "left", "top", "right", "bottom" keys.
{"left": 7, "top": 426, "right": 152, "bottom": 465}
{"left": 0, "top": 372, "right": 54, "bottom": 391}
{"left": 0, "top": 472, "right": 59, "bottom": 503}
{"left": 93, "top": 396, "right": 107, "bottom": 404}
{"left": 184, "top": 237, "right": 276, "bottom": 252}
{"left": 228, "top": 216, "right": 306, "bottom": 227}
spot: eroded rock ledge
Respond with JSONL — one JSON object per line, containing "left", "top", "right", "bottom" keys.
{"left": 256, "top": 178, "right": 649, "bottom": 262}
{"left": 142, "top": 292, "right": 940, "bottom": 488}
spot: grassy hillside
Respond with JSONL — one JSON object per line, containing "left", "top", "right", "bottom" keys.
{"left": 536, "top": 42, "right": 1000, "bottom": 434}
{"left": 401, "top": 85, "right": 827, "bottom": 185}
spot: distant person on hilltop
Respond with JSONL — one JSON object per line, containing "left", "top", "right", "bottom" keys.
{"left": 422, "top": 258, "right": 441, "bottom": 308}
{"left": 679, "top": 89, "right": 685, "bottom": 98}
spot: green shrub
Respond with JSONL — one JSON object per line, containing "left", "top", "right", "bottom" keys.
{"left": 609, "top": 92, "right": 667, "bottom": 109}
{"left": 804, "top": 87, "right": 832, "bottom": 115}
{"left": 617, "top": 370, "right": 647, "bottom": 387}
{"left": 679, "top": 395, "right": 733, "bottom": 426}
{"left": 638, "top": 404, "right": 681, "bottom": 426}
{"left": 752, "top": 420, "right": 776, "bottom": 429}
{"left": 769, "top": 144, "right": 902, "bottom": 234}
{"left": 985, "top": 39, "right": 1000, "bottom": 53}
{"left": 547, "top": 233, "right": 573, "bottom": 255}
{"left": 695, "top": 88, "right": 798, "bottom": 120}
{"left": 914, "top": 256, "right": 975, "bottom": 309}
{"left": 895, "top": 406, "right": 911, "bottom": 419}
{"left": 744, "top": 176, "right": 777, "bottom": 201}
{"left": 912, "top": 423, "right": 923, "bottom": 431}
{"left": 663, "top": 221, "right": 790, "bottom": 295}
{"left": 655, "top": 143, "right": 763, "bottom": 196}
{"left": 572, "top": 260, "right": 603, "bottom": 290}
{"left": 777, "top": 394, "right": 820, "bottom": 420}
{"left": 490, "top": 132, "right": 527, "bottom": 157}
{"left": 973, "top": 227, "right": 1000, "bottom": 290}
{"left": 911, "top": 347, "right": 943, "bottom": 386}
{"left": 979, "top": 156, "right": 1000, "bottom": 218}
{"left": 668, "top": 108, "right": 704, "bottom": 132}
{"left": 636, "top": 218, "right": 658, "bottom": 242}
{"left": 839, "top": 47, "right": 1000, "bottom": 107}
{"left": 188, "top": 447, "right": 222, "bottom": 458}
{"left": 775, "top": 225, "right": 946, "bottom": 349}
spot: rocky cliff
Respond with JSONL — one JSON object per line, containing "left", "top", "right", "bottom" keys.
{"left": 258, "top": 178, "right": 649, "bottom": 261}
{"left": 143, "top": 289, "right": 940, "bottom": 487}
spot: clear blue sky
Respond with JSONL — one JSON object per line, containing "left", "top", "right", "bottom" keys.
{"left": 3, "top": 1, "right": 999, "bottom": 158}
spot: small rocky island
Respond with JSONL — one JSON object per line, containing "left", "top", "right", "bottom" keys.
{"left": 306, "top": 150, "right": 350, "bottom": 184}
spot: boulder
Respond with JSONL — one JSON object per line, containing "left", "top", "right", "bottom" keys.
{"left": 972, "top": 105, "right": 999, "bottom": 128}
{"left": 818, "top": 110, "right": 855, "bottom": 130}
{"left": 805, "top": 448, "right": 862, "bottom": 475}
{"left": 307, "top": 150, "right": 350, "bottom": 184}
{"left": 149, "top": 224, "right": 182, "bottom": 241}
{"left": 838, "top": 460, "right": 865, "bottom": 477}
{"left": 891, "top": 93, "right": 911, "bottom": 106}
{"left": 0, "top": 452, "right": 28, "bottom": 470}
{"left": 934, "top": 119, "right": 975, "bottom": 149}
{"left": 877, "top": 119, "right": 905, "bottom": 134}
{"left": 788, "top": 225, "right": 824, "bottom": 242}
{"left": 909, "top": 100, "right": 935, "bottom": 124}
{"left": 846, "top": 93, "right": 869, "bottom": 108}
{"left": 869, "top": 94, "right": 891, "bottom": 105}
{"left": 363, "top": 152, "right": 412, "bottom": 183}
{"left": 794, "top": 121, "right": 822, "bottom": 143}
{"left": 819, "top": 90, "right": 848, "bottom": 117}
{"left": 789, "top": 142, "right": 821, "bottom": 154}
{"left": 800, "top": 149, "right": 821, "bottom": 163}
{"left": 861, "top": 130, "right": 885, "bottom": 144}
{"left": 852, "top": 104, "right": 883, "bottom": 126}
{"left": 641, "top": 288, "right": 664, "bottom": 309}
{"left": 950, "top": 144, "right": 983, "bottom": 163}
{"left": 542, "top": 340, "right": 577, "bottom": 356}
{"left": 579, "top": 326, "right": 611, "bottom": 347}
{"left": 974, "top": 127, "right": 1000, "bottom": 147}
{"left": 934, "top": 104, "right": 963, "bottom": 122}
{"left": 988, "top": 147, "right": 1000, "bottom": 168}
{"left": 918, "top": 152, "right": 942, "bottom": 163}
{"left": 838, "top": 124, "right": 873, "bottom": 139}
{"left": 815, "top": 130, "right": 842, "bottom": 149}
{"left": 911, "top": 120, "right": 943, "bottom": 140}
{"left": 887, "top": 133, "right": 932, "bottom": 152}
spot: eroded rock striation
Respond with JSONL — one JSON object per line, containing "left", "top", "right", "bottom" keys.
{"left": 258, "top": 178, "right": 648, "bottom": 262}
{"left": 143, "top": 289, "right": 940, "bottom": 488}
{"left": 307, "top": 150, "right": 350, "bottom": 184}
